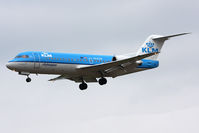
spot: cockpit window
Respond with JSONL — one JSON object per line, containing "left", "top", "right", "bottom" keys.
{"left": 15, "top": 55, "right": 29, "bottom": 58}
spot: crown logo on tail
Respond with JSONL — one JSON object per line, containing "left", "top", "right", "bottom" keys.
{"left": 146, "top": 41, "right": 154, "bottom": 48}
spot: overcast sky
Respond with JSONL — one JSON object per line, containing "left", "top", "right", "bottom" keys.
{"left": 0, "top": 0, "right": 199, "bottom": 133}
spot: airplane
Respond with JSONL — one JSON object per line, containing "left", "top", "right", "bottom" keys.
{"left": 6, "top": 33, "right": 189, "bottom": 90}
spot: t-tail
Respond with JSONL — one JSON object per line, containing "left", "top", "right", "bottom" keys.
{"left": 136, "top": 33, "right": 190, "bottom": 60}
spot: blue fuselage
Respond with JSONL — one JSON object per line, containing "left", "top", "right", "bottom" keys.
{"left": 7, "top": 51, "right": 159, "bottom": 75}
{"left": 9, "top": 51, "right": 114, "bottom": 65}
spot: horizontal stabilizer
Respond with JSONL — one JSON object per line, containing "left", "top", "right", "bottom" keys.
{"left": 152, "top": 32, "right": 190, "bottom": 41}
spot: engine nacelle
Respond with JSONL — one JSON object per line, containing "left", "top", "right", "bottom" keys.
{"left": 113, "top": 55, "right": 159, "bottom": 69}
{"left": 137, "top": 59, "right": 159, "bottom": 68}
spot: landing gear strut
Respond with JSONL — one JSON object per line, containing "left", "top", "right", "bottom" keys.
{"left": 18, "top": 72, "right": 31, "bottom": 83}
{"left": 79, "top": 82, "right": 88, "bottom": 90}
{"left": 99, "top": 77, "right": 107, "bottom": 85}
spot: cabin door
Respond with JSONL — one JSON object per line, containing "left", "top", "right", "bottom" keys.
{"left": 33, "top": 52, "right": 40, "bottom": 69}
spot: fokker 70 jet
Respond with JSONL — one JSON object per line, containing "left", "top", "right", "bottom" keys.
{"left": 6, "top": 33, "right": 189, "bottom": 90}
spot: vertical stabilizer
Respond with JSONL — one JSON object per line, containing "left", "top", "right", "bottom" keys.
{"left": 136, "top": 33, "right": 190, "bottom": 60}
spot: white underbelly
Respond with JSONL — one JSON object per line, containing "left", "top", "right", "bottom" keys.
{"left": 13, "top": 62, "right": 78, "bottom": 75}
{"left": 39, "top": 62, "right": 77, "bottom": 74}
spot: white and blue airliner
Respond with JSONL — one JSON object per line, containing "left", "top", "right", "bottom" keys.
{"left": 6, "top": 33, "right": 189, "bottom": 90}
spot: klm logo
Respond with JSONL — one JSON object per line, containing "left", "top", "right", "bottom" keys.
{"left": 41, "top": 52, "right": 52, "bottom": 57}
{"left": 142, "top": 41, "right": 158, "bottom": 53}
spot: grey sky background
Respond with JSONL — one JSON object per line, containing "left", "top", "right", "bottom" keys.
{"left": 0, "top": 0, "right": 199, "bottom": 132}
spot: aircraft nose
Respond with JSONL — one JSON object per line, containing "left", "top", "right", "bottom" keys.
{"left": 6, "top": 62, "right": 15, "bottom": 70}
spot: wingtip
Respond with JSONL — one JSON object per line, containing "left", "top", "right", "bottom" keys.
{"left": 182, "top": 32, "right": 191, "bottom": 35}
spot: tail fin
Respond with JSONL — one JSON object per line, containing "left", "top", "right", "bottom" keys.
{"left": 136, "top": 33, "right": 190, "bottom": 60}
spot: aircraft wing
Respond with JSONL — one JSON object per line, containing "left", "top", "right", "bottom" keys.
{"left": 77, "top": 52, "right": 158, "bottom": 72}
{"left": 49, "top": 52, "right": 158, "bottom": 82}
{"left": 49, "top": 75, "right": 97, "bottom": 83}
{"left": 49, "top": 75, "right": 65, "bottom": 81}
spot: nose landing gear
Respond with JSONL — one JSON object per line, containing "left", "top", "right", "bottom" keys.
{"left": 18, "top": 72, "right": 32, "bottom": 83}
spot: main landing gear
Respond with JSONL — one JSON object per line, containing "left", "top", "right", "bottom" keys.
{"left": 79, "top": 82, "right": 88, "bottom": 90}
{"left": 79, "top": 77, "right": 107, "bottom": 90}
{"left": 99, "top": 77, "right": 107, "bottom": 85}
{"left": 26, "top": 76, "right": 31, "bottom": 83}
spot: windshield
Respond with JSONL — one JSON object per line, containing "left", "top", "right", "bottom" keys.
{"left": 15, "top": 55, "right": 29, "bottom": 59}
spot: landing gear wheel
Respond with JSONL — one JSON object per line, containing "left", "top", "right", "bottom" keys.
{"left": 99, "top": 77, "right": 107, "bottom": 85}
{"left": 79, "top": 83, "right": 88, "bottom": 90}
{"left": 26, "top": 77, "right": 31, "bottom": 82}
